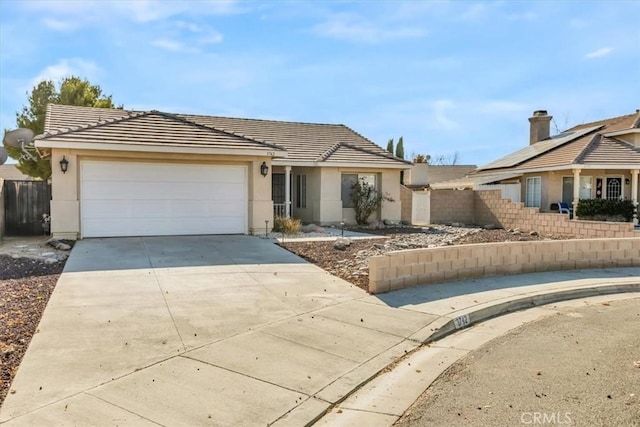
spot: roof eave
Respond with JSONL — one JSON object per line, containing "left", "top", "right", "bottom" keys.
{"left": 35, "top": 140, "right": 288, "bottom": 158}
{"left": 272, "top": 159, "right": 409, "bottom": 168}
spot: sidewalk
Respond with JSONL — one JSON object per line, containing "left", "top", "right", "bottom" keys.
{"left": 2, "top": 261, "right": 638, "bottom": 426}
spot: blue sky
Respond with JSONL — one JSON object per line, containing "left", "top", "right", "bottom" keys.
{"left": 1, "top": 0, "right": 638, "bottom": 166}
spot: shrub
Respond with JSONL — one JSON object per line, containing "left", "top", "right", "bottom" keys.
{"left": 350, "top": 179, "right": 394, "bottom": 225}
{"left": 576, "top": 198, "right": 635, "bottom": 222}
{"left": 272, "top": 217, "right": 302, "bottom": 234}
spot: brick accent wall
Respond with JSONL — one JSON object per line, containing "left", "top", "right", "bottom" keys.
{"left": 368, "top": 238, "right": 640, "bottom": 294}
{"left": 474, "top": 190, "right": 636, "bottom": 238}
{"left": 400, "top": 185, "right": 412, "bottom": 224}
{"left": 430, "top": 189, "right": 475, "bottom": 225}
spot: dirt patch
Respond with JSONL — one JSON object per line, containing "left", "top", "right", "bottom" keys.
{"left": 0, "top": 255, "right": 64, "bottom": 404}
{"left": 280, "top": 228, "right": 574, "bottom": 293}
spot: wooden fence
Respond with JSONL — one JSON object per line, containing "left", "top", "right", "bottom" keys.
{"left": 3, "top": 180, "right": 51, "bottom": 236}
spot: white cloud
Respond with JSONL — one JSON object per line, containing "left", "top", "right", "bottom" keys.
{"left": 431, "top": 99, "right": 460, "bottom": 131}
{"left": 507, "top": 11, "right": 537, "bottom": 21}
{"left": 585, "top": 47, "right": 613, "bottom": 59}
{"left": 313, "top": 13, "right": 426, "bottom": 43}
{"left": 30, "top": 59, "right": 101, "bottom": 87}
{"left": 459, "top": 3, "right": 488, "bottom": 21}
{"left": 41, "top": 17, "right": 76, "bottom": 31}
{"left": 198, "top": 31, "right": 224, "bottom": 45}
{"left": 151, "top": 39, "right": 199, "bottom": 54}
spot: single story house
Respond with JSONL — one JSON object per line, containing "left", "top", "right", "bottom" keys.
{"left": 34, "top": 104, "right": 410, "bottom": 239}
{"left": 432, "top": 109, "right": 640, "bottom": 221}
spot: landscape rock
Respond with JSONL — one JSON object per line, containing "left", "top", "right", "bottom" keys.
{"left": 484, "top": 224, "right": 497, "bottom": 230}
{"left": 383, "top": 219, "right": 393, "bottom": 226}
{"left": 529, "top": 230, "right": 540, "bottom": 237}
{"left": 301, "top": 224, "right": 318, "bottom": 233}
{"left": 512, "top": 228, "right": 521, "bottom": 235}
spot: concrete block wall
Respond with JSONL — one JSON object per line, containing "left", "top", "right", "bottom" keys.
{"left": 400, "top": 185, "right": 412, "bottom": 224}
{"left": 474, "top": 190, "right": 636, "bottom": 238}
{"left": 369, "top": 238, "right": 640, "bottom": 294}
{"left": 430, "top": 189, "right": 475, "bottom": 225}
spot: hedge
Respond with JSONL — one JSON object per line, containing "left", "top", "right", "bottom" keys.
{"left": 576, "top": 198, "right": 635, "bottom": 222}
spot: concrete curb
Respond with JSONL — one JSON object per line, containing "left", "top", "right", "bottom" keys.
{"left": 310, "top": 282, "right": 640, "bottom": 426}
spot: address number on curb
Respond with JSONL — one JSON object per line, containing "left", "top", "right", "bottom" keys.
{"left": 453, "top": 314, "right": 471, "bottom": 329}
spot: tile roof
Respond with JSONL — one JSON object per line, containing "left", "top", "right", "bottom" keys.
{"left": 576, "top": 135, "right": 640, "bottom": 165}
{"left": 43, "top": 104, "right": 410, "bottom": 166}
{"left": 37, "top": 110, "right": 285, "bottom": 153}
{"left": 426, "top": 165, "right": 478, "bottom": 184}
{"left": 476, "top": 110, "right": 640, "bottom": 173}
{"left": 430, "top": 171, "right": 523, "bottom": 189}
{"left": 0, "top": 165, "right": 33, "bottom": 181}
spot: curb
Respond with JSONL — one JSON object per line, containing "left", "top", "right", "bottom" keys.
{"left": 310, "top": 282, "right": 640, "bottom": 426}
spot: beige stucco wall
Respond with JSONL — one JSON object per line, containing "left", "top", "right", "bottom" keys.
{"left": 49, "top": 148, "right": 273, "bottom": 239}
{"left": 313, "top": 167, "right": 401, "bottom": 225}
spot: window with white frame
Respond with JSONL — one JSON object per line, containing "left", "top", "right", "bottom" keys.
{"left": 341, "top": 173, "right": 377, "bottom": 208}
{"left": 525, "top": 177, "right": 541, "bottom": 207}
{"left": 579, "top": 176, "right": 593, "bottom": 199}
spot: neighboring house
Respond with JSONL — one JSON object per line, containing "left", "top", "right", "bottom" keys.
{"left": 400, "top": 164, "right": 476, "bottom": 225}
{"left": 432, "top": 109, "right": 640, "bottom": 219}
{"left": 34, "top": 104, "right": 410, "bottom": 239}
{"left": 0, "top": 164, "right": 33, "bottom": 181}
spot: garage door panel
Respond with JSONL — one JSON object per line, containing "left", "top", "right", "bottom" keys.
{"left": 83, "top": 162, "right": 246, "bottom": 184}
{"left": 83, "top": 217, "right": 246, "bottom": 238}
{"left": 81, "top": 162, "right": 247, "bottom": 237}
{"left": 82, "top": 181, "right": 246, "bottom": 201}
{"left": 83, "top": 199, "right": 246, "bottom": 219}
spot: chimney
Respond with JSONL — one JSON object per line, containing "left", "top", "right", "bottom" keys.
{"left": 528, "top": 110, "right": 552, "bottom": 145}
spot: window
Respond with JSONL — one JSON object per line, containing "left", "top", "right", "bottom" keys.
{"left": 562, "top": 176, "right": 593, "bottom": 204}
{"left": 296, "top": 174, "right": 306, "bottom": 208}
{"left": 606, "top": 177, "right": 622, "bottom": 200}
{"left": 525, "top": 177, "right": 541, "bottom": 207}
{"left": 341, "top": 174, "right": 358, "bottom": 208}
{"left": 341, "top": 173, "right": 377, "bottom": 208}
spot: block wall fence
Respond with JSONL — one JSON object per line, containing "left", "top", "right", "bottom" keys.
{"left": 429, "top": 189, "right": 636, "bottom": 238}
{"left": 368, "top": 238, "right": 640, "bottom": 294}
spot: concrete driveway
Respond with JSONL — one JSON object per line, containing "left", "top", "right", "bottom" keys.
{"left": 0, "top": 235, "right": 437, "bottom": 426}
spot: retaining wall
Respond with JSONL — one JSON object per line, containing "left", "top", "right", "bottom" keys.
{"left": 368, "top": 238, "right": 640, "bottom": 294}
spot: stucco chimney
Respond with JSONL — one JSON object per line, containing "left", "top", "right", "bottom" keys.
{"left": 528, "top": 110, "right": 552, "bottom": 145}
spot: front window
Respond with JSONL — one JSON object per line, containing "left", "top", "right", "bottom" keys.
{"left": 341, "top": 173, "right": 377, "bottom": 208}
{"left": 525, "top": 177, "right": 541, "bottom": 207}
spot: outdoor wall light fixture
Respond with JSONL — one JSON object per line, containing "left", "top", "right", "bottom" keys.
{"left": 59, "top": 156, "right": 69, "bottom": 174}
{"left": 625, "top": 178, "right": 630, "bottom": 185}
{"left": 260, "top": 161, "right": 269, "bottom": 177}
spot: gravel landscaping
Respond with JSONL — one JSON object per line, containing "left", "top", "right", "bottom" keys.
{"left": 0, "top": 255, "right": 65, "bottom": 405}
{"left": 280, "top": 226, "right": 575, "bottom": 292}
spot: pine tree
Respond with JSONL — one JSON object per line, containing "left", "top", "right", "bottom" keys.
{"left": 386, "top": 138, "right": 394, "bottom": 154}
{"left": 395, "top": 136, "right": 405, "bottom": 159}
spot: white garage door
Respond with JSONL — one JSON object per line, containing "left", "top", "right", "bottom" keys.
{"left": 81, "top": 161, "right": 247, "bottom": 238}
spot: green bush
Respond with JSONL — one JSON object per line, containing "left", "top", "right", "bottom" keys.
{"left": 350, "top": 179, "right": 394, "bottom": 225}
{"left": 576, "top": 198, "right": 635, "bottom": 222}
{"left": 273, "top": 217, "right": 302, "bottom": 234}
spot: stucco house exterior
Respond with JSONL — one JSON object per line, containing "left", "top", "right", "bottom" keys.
{"left": 432, "top": 109, "right": 640, "bottom": 223}
{"left": 34, "top": 104, "right": 409, "bottom": 239}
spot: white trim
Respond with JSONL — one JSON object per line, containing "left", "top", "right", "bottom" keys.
{"left": 36, "top": 140, "right": 287, "bottom": 158}
{"left": 604, "top": 175, "right": 624, "bottom": 200}
{"left": 603, "top": 128, "right": 640, "bottom": 137}
{"left": 562, "top": 175, "right": 593, "bottom": 201}
{"left": 479, "top": 164, "right": 639, "bottom": 175}
{"left": 271, "top": 159, "right": 408, "bottom": 169}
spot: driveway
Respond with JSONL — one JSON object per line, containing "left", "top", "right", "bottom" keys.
{"left": 0, "top": 235, "right": 437, "bottom": 426}
{"left": 3, "top": 236, "right": 638, "bottom": 426}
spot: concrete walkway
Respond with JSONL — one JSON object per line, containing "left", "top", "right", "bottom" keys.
{"left": 1, "top": 235, "right": 638, "bottom": 426}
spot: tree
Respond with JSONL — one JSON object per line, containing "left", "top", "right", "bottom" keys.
{"left": 350, "top": 178, "right": 394, "bottom": 225}
{"left": 395, "top": 136, "right": 404, "bottom": 159}
{"left": 6, "top": 76, "right": 121, "bottom": 180}
{"left": 430, "top": 152, "right": 460, "bottom": 165}
{"left": 413, "top": 154, "right": 428, "bottom": 163}
{"left": 386, "top": 138, "right": 394, "bottom": 154}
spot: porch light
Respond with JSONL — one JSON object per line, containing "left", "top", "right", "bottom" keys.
{"left": 260, "top": 161, "right": 269, "bottom": 177}
{"left": 59, "top": 156, "right": 69, "bottom": 174}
